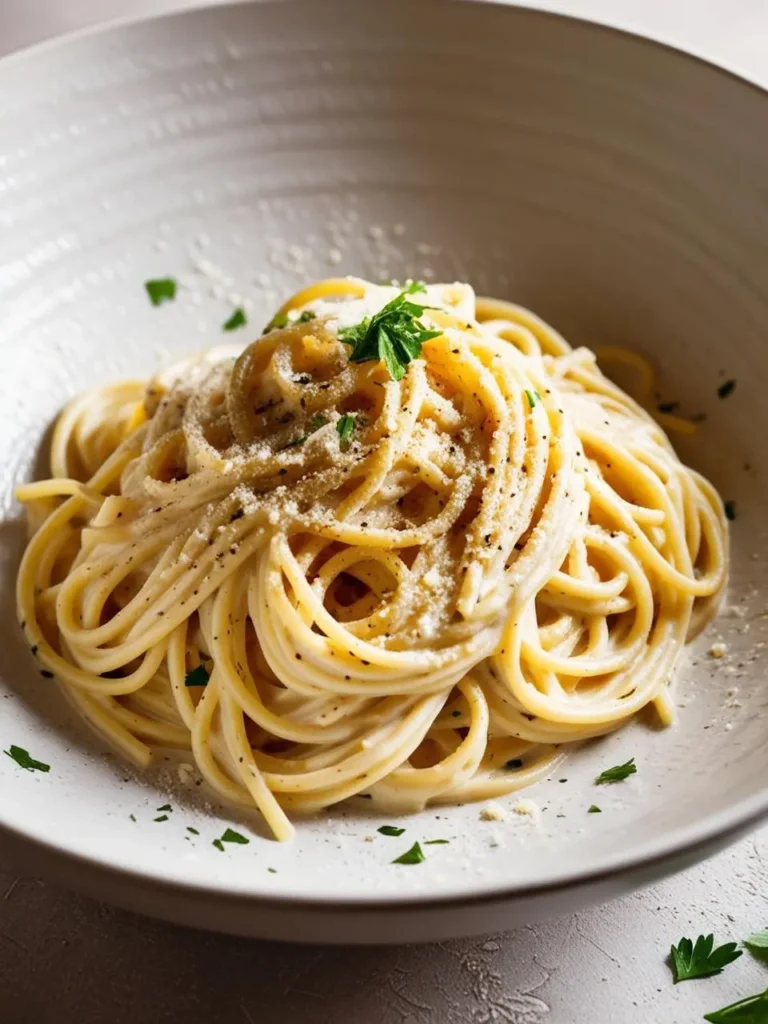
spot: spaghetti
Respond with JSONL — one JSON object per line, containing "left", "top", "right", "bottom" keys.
{"left": 16, "top": 278, "right": 728, "bottom": 840}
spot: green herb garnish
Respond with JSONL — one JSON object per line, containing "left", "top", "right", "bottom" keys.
{"left": 267, "top": 867, "right": 277, "bottom": 873}
{"left": 588, "top": 805, "right": 602, "bottom": 814}
{"left": 424, "top": 839, "right": 449, "bottom": 845}
{"left": 595, "top": 758, "right": 636, "bottom": 784}
{"left": 4, "top": 745, "right": 50, "bottom": 773}
{"left": 156, "top": 804, "right": 172, "bottom": 812}
{"left": 670, "top": 934, "right": 742, "bottom": 983}
{"left": 377, "top": 825, "right": 405, "bottom": 837}
{"left": 339, "top": 283, "right": 440, "bottom": 381}
{"left": 213, "top": 838, "right": 225, "bottom": 852}
{"left": 185, "top": 664, "right": 209, "bottom": 687}
{"left": 279, "top": 413, "right": 328, "bottom": 450}
{"left": 129, "top": 814, "right": 136, "bottom": 822}
{"left": 745, "top": 930, "right": 768, "bottom": 956}
{"left": 262, "top": 311, "right": 288, "bottom": 334}
{"left": 220, "top": 827, "right": 249, "bottom": 845}
{"left": 145, "top": 278, "right": 177, "bottom": 306}
{"left": 186, "top": 826, "right": 199, "bottom": 835}
{"left": 725, "top": 501, "right": 737, "bottom": 522}
{"left": 718, "top": 379, "right": 736, "bottom": 399}
{"left": 525, "top": 389, "right": 541, "bottom": 409}
{"left": 657, "top": 400, "right": 680, "bottom": 414}
{"left": 223, "top": 308, "right": 247, "bottom": 332}
{"left": 297, "top": 310, "right": 316, "bottom": 323}
{"left": 704, "top": 989, "right": 768, "bottom": 1022}
{"left": 154, "top": 815, "right": 169, "bottom": 823}
{"left": 336, "top": 414, "right": 357, "bottom": 446}
{"left": 392, "top": 841, "right": 426, "bottom": 865}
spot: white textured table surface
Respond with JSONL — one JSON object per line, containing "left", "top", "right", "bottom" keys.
{"left": 1, "top": 3, "right": 767, "bottom": 1023}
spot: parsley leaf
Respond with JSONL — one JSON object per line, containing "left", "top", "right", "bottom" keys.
{"left": 595, "top": 758, "right": 637, "bottom": 784}
{"left": 186, "top": 826, "right": 199, "bottom": 835}
{"left": 588, "top": 805, "right": 602, "bottom": 813}
{"left": 337, "top": 414, "right": 356, "bottom": 446}
{"left": 297, "top": 310, "right": 316, "bottom": 323}
{"left": 213, "top": 838, "right": 225, "bottom": 852}
{"left": 670, "top": 934, "right": 742, "bottom": 982}
{"left": 339, "top": 283, "right": 441, "bottom": 381}
{"left": 220, "top": 827, "right": 249, "bottom": 845}
{"left": 392, "top": 841, "right": 426, "bottom": 865}
{"left": 153, "top": 814, "right": 169, "bottom": 823}
{"left": 725, "top": 501, "right": 737, "bottom": 522}
{"left": 424, "top": 839, "right": 449, "bottom": 845}
{"left": 525, "top": 389, "right": 541, "bottom": 409}
{"left": 377, "top": 825, "right": 405, "bottom": 837}
{"left": 4, "top": 745, "right": 50, "bottom": 773}
{"left": 718, "top": 379, "right": 736, "bottom": 400}
{"left": 223, "top": 308, "right": 247, "bottom": 332}
{"left": 704, "top": 988, "right": 768, "bottom": 1022}
{"left": 144, "top": 278, "right": 177, "bottom": 306}
{"left": 745, "top": 930, "right": 768, "bottom": 957}
{"left": 185, "top": 664, "right": 209, "bottom": 687}
{"left": 263, "top": 311, "right": 288, "bottom": 334}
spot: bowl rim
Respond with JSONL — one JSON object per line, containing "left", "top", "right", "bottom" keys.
{"left": 1, "top": 0, "right": 767, "bottom": 913}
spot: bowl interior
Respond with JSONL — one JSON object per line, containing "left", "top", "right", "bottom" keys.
{"left": 0, "top": 0, "right": 766, "bottom": 903}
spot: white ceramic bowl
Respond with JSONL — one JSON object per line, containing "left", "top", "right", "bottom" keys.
{"left": 0, "top": 0, "right": 766, "bottom": 943}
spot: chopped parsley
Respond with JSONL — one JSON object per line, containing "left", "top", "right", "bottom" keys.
{"left": 392, "top": 841, "right": 426, "bottom": 865}
{"left": 153, "top": 814, "right": 169, "bottom": 823}
{"left": 377, "top": 825, "right": 405, "bottom": 837}
{"left": 279, "top": 413, "right": 328, "bottom": 450}
{"left": 588, "top": 805, "right": 602, "bottom": 814}
{"left": 336, "top": 414, "right": 357, "bottom": 446}
{"left": 185, "top": 664, "right": 209, "bottom": 687}
{"left": 220, "top": 827, "right": 249, "bottom": 845}
{"left": 186, "top": 826, "right": 199, "bottom": 835}
{"left": 704, "top": 989, "right": 768, "bottom": 1022}
{"left": 725, "top": 500, "right": 737, "bottom": 522}
{"left": 745, "top": 929, "right": 768, "bottom": 955}
{"left": 504, "top": 758, "right": 524, "bottom": 770}
{"left": 525, "top": 389, "right": 541, "bottom": 409}
{"left": 424, "top": 839, "right": 449, "bottom": 845}
{"left": 213, "top": 838, "right": 225, "bottom": 852}
{"left": 4, "top": 745, "right": 50, "bottom": 773}
{"left": 339, "top": 283, "right": 440, "bottom": 381}
{"left": 670, "top": 934, "right": 742, "bottom": 982}
{"left": 267, "top": 867, "right": 277, "bottom": 873}
{"left": 144, "top": 277, "right": 177, "bottom": 306}
{"left": 718, "top": 379, "right": 736, "bottom": 399}
{"left": 129, "top": 814, "right": 137, "bottom": 822}
{"left": 595, "top": 757, "right": 636, "bottom": 784}
{"left": 222, "top": 307, "right": 247, "bottom": 332}
{"left": 262, "top": 311, "right": 288, "bottom": 334}
{"left": 156, "top": 804, "right": 172, "bottom": 812}
{"left": 297, "top": 310, "right": 316, "bottom": 323}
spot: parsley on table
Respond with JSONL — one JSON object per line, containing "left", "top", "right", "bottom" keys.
{"left": 185, "top": 664, "right": 209, "bottom": 687}
{"left": 704, "top": 988, "right": 768, "bottom": 1022}
{"left": 186, "top": 827, "right": 199, "bottom": 836}
{"left": 220, "top": 828, "right": 249, "bottom": 845}
{"left": 718, "top": 379, "right": 736, "bottom": 400}
{"left": 4, "top": 745, "right": 50, "bottom": 773}
{"left": 424, "top": 839, "right": 449, "bottom": 845}
{"left": 392, "top": 842, "right": 426, "bottom": 865}
{"left": 588, "top": 805, "right": 602, "bottom": 814}
{"left": 595, "top": 757, "right": 637, "bottom": 784}
{"left": 156, "top": 804, "right": 172, "bottom": 813}
{"left": 213, "top": 838, "right": 225, "bottom": 852}
{"left": 670, "top": 934, "right": 742, "bottom": 982}
{"left": 745, "top": 930, "right": 768, "bottom": 956}
{"left": 222, "top": 308, "right": 247, "bottom": 332}
{"left": 339, "top": 283, "right": 440, "bottom": 381}
{"left": 144, "top": 278, "right": 177, "bottom": 306}
{"left": 725, "top": 501, "right": 737, "bottom": 522}
{"left": 377, "top": 825, "right": 405, "bottom": 837}
{"left": 153, "top": 815, "right": 169, "bottom": 823}
{"left": 336, "top": 414, "right": 356, "bottom": 446}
